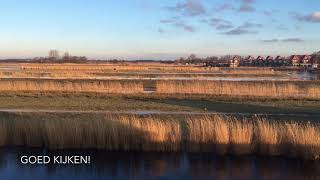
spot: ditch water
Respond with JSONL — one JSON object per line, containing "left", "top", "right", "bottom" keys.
{"left": 97, "top": 71, "right": 320, "bottom": 81}
{"left": 0, "top": 148, "right": 319, "bottom": 180}
{"left": 291, "top": 71, "right": 320, "bottom": 80}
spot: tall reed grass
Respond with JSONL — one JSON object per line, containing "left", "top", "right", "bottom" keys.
{"left": 156, "top": 80, "right": 320, "bottom": 98}
{"left": 19, "top": 63, "right": 221, "bottom": 72}
{"left": 0, "top": 79, "right": 144, "bottom": 94}
{"left": 0, "top": 113, "right": 318, "bottom": 160}
{"left": 0, "top": 79, "right": 319, "bottom": 98}
{"left": 17, "top": 63, "right": 276, "bottom": 74}
{"left": 0, "top": 70, "right": 281, "bottom": 79}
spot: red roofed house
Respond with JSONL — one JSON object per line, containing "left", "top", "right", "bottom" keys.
{"left": 290, "top": 55, "right": 301, "bottom": 66}
{"left": 301, "top": 55, "right": 313, "bottom": 67}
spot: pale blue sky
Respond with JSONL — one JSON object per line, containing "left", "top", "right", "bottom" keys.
{"left": 0, "top": 0, "right": 319, "bottom": 59}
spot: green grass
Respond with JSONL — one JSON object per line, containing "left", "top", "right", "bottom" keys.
{"left": 0, "top": 93, "right": 320, "bottom": 116}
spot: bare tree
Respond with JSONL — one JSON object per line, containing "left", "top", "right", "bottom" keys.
{"left": 187, "top": 54, "right": 197, "bottom": 61}
{"left": 48, "top": 50, "right": 60, "bottom": 60}
{"left": 62, "top": 52, "right": 70, "bottom": 61}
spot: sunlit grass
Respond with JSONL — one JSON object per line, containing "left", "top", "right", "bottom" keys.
{"left": 0, "top": 113, "right": 319, "bottom": 160}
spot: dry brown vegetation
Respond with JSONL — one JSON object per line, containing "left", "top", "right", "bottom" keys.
{"left": 0, "top": 78, "right": 318, "bottom": 99}
{"left": 156, "top": 80, "right": 320, "bottom": 98}
{"left": 3, "top": 63, "right": 275, "bottom": 74}
{"left": 0, "top": 79, "right": 144, "bottom": 94}
{"left": 19, "top": 63, "right": 220, "bottom": 72}
{"left": 0, "top": 113, "right": 318, "bottom": 160}
{"left": 0, "top": 71, "right": 281, "bottom": 79}
{"left": 0, "top": 63, "right": 278, "bottom": 80}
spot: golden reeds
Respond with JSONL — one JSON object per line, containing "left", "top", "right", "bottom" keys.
{"left": 0, "top": 79, "right": 319, "bottom": 98}
{"left": 0, "top": 113, "right": 319, "bottom": 160}
{"left": 0, "top": 79, "right": 144, "bottom": 94}
{"left": 0, "top": 70, "right": 279, "bottom": 79}
{"left": 15, "top": 63, "right": 277, "bottom": 74}
{"left": 18, "top": 63, "right": 221, "bottom": 72}
{"left": 156, "top": 80, "right": 320, "bottom": 98}
{"left": 285, "top": 122, "right": 320, "bottom": 159}
{"left": 256, "top": 120, "right": 282, "bottom": 155}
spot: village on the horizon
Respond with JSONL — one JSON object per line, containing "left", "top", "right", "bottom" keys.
{"left": 2, "top": 49, "right": 319, "bottom": 70}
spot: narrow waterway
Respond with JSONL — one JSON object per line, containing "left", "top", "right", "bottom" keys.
{"left": 0, "top": 148, "right": 319, "bottom": 180}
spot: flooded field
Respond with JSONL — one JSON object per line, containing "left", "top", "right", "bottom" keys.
{"left": 0, "top": 148, "right": 319, "bottom": 180}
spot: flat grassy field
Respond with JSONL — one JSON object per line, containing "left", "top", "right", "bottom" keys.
{"left": 1, "top": 93, "right": 319, "bottom": 115}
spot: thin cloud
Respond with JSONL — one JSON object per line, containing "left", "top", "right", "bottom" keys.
{"left": 239, "top": 22, "right": 263, "bottom": 28}
{"left": 158, "top": 28, "right": 165, "bottom": 34}
{"left": 263, "top": 11, "right": 272, "bottom": 16}
{"left": 282, "top": 38, "right": 304, "bottom": 42}
{"left": 222, "top": 27, "right": 257, "bottom": 35}
{"left": 293, "top": 11, "right": 320, "bottom": 23}
{"left": 207, "top": 18, "right": 234, "bottom": 30}
{"left": 160, "top": 17, "right": 196, "bottom": 32}
{"left": 175, "top": 22, "right": 196, "bottom": 32}
{"left": 261, "top": 38, "right": 305, "bottom": 43}
{"left": 277, "top": 24, "right": 289, "bottom": 31}
{"left": 239, "top": 4, "right": 255, "bottom": 12}
{"left": 214, "top": 3, "right": 235, "bottom": 12}
{"left": 238, "top": 0, "right": 256, "bottom": 12}
{"left": 221, "top": 21, "right": 262, "bottom": 35}
{"left": 167, "top": 0, "right": 206, "bottom": 16}
{"left": 216, "top": 24, "right": 234, "bottom": 30}
{"left": 263, "top": 9, "right": 278, "bottom": 17}
{"left": 261, "top": 39, "right": 279, "bottom": 43}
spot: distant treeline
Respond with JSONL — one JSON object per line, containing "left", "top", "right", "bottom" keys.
{"left": 174, "top": 54, "right": 230, "bottom": 65}
{"left": 0, "top": 59, "right": 176, "bottom": 64}
{"left": 0, "top": 51, "right": 319, "bottom": 64}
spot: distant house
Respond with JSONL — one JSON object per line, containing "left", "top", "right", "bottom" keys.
{"left": 240, "top": 56, "right": 254, "bottom": 66}
{"left": 246, "top": 56, "right": 255, "bottom": 65}
{"left": 274, "top": 56, "right": 287, "bottom": 66}
{"left": 301, "top": 55, "right": 313, "bottom": 67}
{"left": 255, "top": 56, "right": 264, "bottom": 66}
{"left": 266, "top": 56, "right": 273, "bottom": 61}
{"left": 246, "top": 56, "right": 255, "bottom": 62}
{"left": 275, "top": 56, "right": 283, "bottom": 61}
{"left": 275, "top": 56, "right": 283, "bottom": 63}
{"left": 256, "top": 56, "right": 264, "bottom": 61}
{"left": 265, "top": 56, "right": 274, "bottom": 66}
{"left": 290, "top": 55, "right": 301, "bottom": 66}
{"left": 230, "top": 55, "right": 241, "bottom": 67}
{"left": 312, "top": 57, "right": 319, "bottom": 69}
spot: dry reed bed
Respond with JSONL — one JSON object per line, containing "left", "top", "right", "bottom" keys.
{"left": 16, "top": 63, "right": 276, "bottom": 74}
{"left": 156, "top": 80, "right": 320, "bottom": 98}
{"left": 0, "top": 70, "right": 281, "bottom": 79}
{"left": 0, "top": 113, "right": 318, "bottom": 160}
{"left": 19, "top": 63, "right": 220, "bottom": 72}
{"left": 0, "top": 79, "right": 144, "bottom": 94}
{"left": 0, "top": 79, "right": 318, "bottom": 99}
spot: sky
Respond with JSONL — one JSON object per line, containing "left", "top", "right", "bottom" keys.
{"left": 0, "top": 0, "right": 319, "bottom": 60}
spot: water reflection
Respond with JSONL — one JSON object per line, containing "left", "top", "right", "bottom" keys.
{"left": 291, "top": 71, "right": 320, "bottom": 80}
{"left": 0, "top": 148, "right": 319, "bottom": 180}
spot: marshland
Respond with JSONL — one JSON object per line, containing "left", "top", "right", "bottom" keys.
{"left": 0, "top": 62, "right": 319, "bottom": 178}
{"left": 3, "top": 0, "right": 320, "bottom": 178}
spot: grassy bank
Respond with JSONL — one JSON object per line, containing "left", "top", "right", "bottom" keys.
{"left": 0, "top": 79, "right": 319, "bottom": 99}
{"left": 0, "top": 93, "right": 320, "bottom": 117}
{"left": 0, "top": 112, "right": 318, "bottom": 160}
